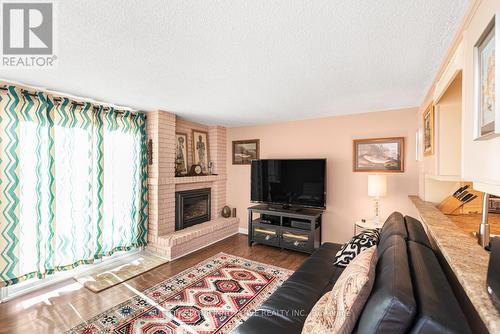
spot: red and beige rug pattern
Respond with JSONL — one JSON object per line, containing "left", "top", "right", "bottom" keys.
{"left": 66, "top": 253, "right": 293, "bottom": 334}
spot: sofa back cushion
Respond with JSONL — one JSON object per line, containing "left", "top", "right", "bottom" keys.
{"left": 405, "top": 216, "right": 432, "bottom": 249}
{"left": 379, "top": 212, "right": 407, "bottom": 249}
{"left": 354, "top": 235, "right": 416, "bottom": 334}
{"left": 407, "top": 241, "right": 472, "bottom": 334}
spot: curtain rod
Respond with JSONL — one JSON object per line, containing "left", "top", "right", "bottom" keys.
{"left": 52, "top": 97, "right": 145, "bottom": 118}
{"left": 1, "top": 86, "right": 146, "bottom": 119}
{"left": 0, "top": 86, "right": 37, "bottom": 97}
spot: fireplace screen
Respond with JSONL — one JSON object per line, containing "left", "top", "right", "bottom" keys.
{"left": 175, "top": 188, "right": 211, "bottom": 230}
{"left": 183, "top": 196, "right": 209, "bottom": 221}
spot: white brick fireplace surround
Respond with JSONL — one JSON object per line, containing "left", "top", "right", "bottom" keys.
{"left": 146, "top": 111, "right": 238, "bottom": 260}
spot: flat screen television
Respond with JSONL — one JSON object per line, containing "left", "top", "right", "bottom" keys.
{"left": 251, "top": 159, "right": 326, "bottom": 209}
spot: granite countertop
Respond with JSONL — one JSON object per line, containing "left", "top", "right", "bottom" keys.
{"left": 409, "top": 196, "right": 500, "bottom": 333}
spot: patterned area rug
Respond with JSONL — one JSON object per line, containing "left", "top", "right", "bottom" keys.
{"left": 66, "top": 253, "right": 292, "bottom": 334}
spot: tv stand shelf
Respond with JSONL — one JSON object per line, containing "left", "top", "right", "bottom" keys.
{"left": 248, "top": 204, "right": 322, "bottom": 254}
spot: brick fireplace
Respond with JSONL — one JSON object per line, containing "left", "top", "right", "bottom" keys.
{"left": 145, "top": 111, "right": 238, "bottom": 260}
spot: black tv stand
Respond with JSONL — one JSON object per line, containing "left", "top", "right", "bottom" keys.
{"left": 268, "top": 205, "right": 303, "bottom": 212}
{"left": 248, "top": 204, "right": 322, "bottom": 254}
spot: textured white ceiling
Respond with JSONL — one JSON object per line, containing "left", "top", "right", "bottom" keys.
{"left": 1, "top": 0, "right": 468, "bottom": 126}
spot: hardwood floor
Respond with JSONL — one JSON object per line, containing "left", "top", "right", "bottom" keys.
{"left": 0, "top": 234, "right": 308, "bottom": 334}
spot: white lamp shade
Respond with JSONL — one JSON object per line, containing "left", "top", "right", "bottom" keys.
{"left": 368, "top": 174, "right": 387, "bottom": 197}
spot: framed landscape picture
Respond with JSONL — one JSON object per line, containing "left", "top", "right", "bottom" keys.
{"left": 192, "top": 130, "right": 209, "bottom": 173}
{"left": 232, "top": 139, "right": 259, "bottom": 165}
{"left": 474, "top": 13, "right": 500, "bottom": 139}
{"left": 353, "top": 137, "right": 404, "bottom": 172}
{"left": 422, "top": 104, "right": 434, "bottom": 156}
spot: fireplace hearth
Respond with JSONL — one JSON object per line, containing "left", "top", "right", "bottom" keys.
{"left": 175, "top": 188, "right": 211, "bottom": 231}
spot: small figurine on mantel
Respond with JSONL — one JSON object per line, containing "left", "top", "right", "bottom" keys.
{"left": 175, "top": 158, "right": 185, "bottom": 177}
{"left": 208, "top": 161, "right": 214, "bottom": 175}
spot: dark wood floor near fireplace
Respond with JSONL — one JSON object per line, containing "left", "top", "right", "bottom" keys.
{"left": 0, "top": 234, "right": 308, "bottom": 334}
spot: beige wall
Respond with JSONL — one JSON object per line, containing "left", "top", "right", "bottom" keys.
{"left": 226, "top": 108, "right": 419, "bottom": 244}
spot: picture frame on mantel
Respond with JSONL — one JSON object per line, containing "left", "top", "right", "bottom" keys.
{"left": 353, "top": 137, "right": 405, "bottom": 173}
{"left": 473, "top": 13, "right": 500, "bottom": 140}
{"left": 175, "top": 132, "right": 188, "bottom": 176}
{"left": 192, "top": 130, "right": 209, "bottom": 174}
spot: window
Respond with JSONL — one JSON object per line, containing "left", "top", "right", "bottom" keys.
{"left": 0, "top": 86, "right": 148, "bottom": 288}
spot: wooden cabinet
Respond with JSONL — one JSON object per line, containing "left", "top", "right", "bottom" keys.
{"left": 281, "top": 227, "right": 313, "bottom": 252}
{"left": 252, "top": 223, "right": 280, "bottom": 247}
{"left": 247, "top": 204, "right": 322, "bottom": 254}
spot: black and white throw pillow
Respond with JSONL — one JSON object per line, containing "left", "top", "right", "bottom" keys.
{"left": 333, "top": 229, "right": 380, "bottom": 268}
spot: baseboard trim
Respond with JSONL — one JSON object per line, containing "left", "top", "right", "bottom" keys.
{"left": 238, "top": 227, "right": 248, "bottom": 235}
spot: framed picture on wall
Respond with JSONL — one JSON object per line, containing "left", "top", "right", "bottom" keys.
{"left": 422, "top": 103, "right": 434, "bottom": 156}
{"left": 192, "top": 130, "right": 209, "bottom": 173}
{"left": 416, "top": 129, "right": 423, "bottom": 161}
{"left": 175, "top": 132, "right": 188, "bottom": 176}
{"left": 232, "top": 139, "right": 260, "bottom": 165}
{"left": 474, "top": 13, "right": 500, "bottom": 140}
{"left": 353, "top": 137, "right": 404, "bottom": 172}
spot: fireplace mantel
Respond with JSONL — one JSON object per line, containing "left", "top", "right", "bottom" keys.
{"left": 174, "top": 174, "right": 226, "bottom": 184}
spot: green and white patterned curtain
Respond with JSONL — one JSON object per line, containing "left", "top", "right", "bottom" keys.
{"left": 0, "top": 85, "right": 148, "bottom": 287}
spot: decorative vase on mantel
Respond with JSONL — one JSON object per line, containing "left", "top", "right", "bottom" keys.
{"left": 221, "top": 206, "right": 231, "bottom": 218}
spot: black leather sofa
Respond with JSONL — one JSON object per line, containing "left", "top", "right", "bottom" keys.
{"left": 234, "top": 212, "right": 472, "bottom": 334}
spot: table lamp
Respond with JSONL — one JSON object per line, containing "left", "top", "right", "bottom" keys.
{"left": 368, "top": 174, "right": 387, "bottom": 224}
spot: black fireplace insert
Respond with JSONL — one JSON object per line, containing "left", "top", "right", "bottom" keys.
{"left": 175, "top": 188, "right": 211, "bottom": 230}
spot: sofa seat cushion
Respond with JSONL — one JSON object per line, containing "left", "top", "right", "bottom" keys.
{"left": 256, "top": 249, "right": 345, "bottom": 316}
{"left": 232, "top": 243, "right": 344, "bottom": 334}
{"left": 408, "top": 241, "right": 472, "bottom": 334}
{"left": 405, "top": 216, "right": 432, "bottom": 249}
{"left": 312, "top": 242, "right": 343, "bottom": 257}
{"left": 301, "top": 242, "right": 345, "bottom": 290}
{"left": 232, "top": 270, "right": 341, "bottom": 334}
{"left": 354, "top": 235, "right": 416, "bottom": 334}
{"left": 231, "top": 308, "right": 303, "bottom": 334}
